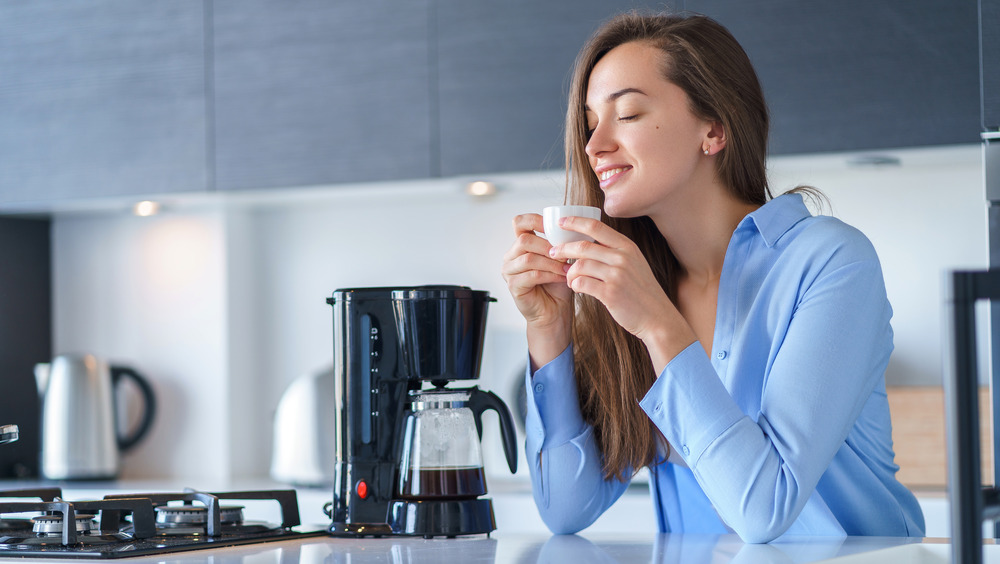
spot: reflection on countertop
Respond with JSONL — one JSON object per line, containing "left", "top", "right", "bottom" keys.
{"left": 508, "top": 534, "right": 930, "bottom": 564}
{"left": 62, "top": 533, "right": 943, "bottom": 564}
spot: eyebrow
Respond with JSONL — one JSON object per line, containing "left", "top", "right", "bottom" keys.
{"left": 585, "top": 87, "right": 647, "bottom": 111}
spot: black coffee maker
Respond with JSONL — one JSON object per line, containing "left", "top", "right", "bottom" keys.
{"left": 326, "top": 286, "right": 518, "bottom": 537}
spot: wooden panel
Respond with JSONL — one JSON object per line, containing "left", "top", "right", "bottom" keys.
{"left": 212, "top": 0, "right": 433, "bottom": 191}
{"left": 0, "top": 1, "right": 208, "bottom": 202}
{"left": 887, "top": 386, "right": 991, "bottom": 491}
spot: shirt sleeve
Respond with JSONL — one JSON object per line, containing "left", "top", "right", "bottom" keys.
{"left": 639, "top": 257, "right": 892, "bottom": 543}
{"left": 525, "top": 345, "right": 631, "bottom": 534}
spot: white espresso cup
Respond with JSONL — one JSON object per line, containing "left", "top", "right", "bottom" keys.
{"left": 542, "top": 205, "right": 602, "bottom": 247}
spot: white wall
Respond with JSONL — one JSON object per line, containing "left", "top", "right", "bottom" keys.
{"left": 50, "top": 144, "right": 987, "bottom": 481}
{"left": 52, "top": 211, "right": 232, "bottom": 480}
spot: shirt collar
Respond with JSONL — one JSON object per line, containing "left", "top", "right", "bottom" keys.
{"left": 741, "top": 192, "right": 812, "bottom": 248}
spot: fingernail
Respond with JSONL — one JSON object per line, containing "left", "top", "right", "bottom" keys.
{"left": 549, "top": 246, "right": 557, "bottom": 257}
{"left": 558, "top": 217, "right": 567, "bottom": 226}
{"left": 562, "top": 264, "right": 570, "bottom": 273}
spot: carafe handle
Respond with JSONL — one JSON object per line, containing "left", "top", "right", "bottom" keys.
{"left": 110, "top": 366, "right": 157, "bottom": 452}
{"left": 467, "top": 387, "right": 518, "bottom": 474}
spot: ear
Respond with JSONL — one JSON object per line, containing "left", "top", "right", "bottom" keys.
{"left": 703, "top": 121, "right": 727, "bottom": 156}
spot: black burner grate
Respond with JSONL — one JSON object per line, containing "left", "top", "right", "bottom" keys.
{"left": 0, "top": 487, "right": 324, "bottom": 559}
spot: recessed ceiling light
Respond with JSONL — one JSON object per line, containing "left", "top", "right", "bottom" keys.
{"left": 133, "top": 201, "right": 161, "bottom": 217}
{"left": 466, "top": 181, "right": 497, "bottom": 197}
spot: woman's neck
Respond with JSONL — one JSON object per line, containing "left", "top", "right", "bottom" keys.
{"left": 649, "top": 183, "right": 759, "bottom": 286}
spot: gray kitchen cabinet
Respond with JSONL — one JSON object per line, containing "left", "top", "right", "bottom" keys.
{"left": 0, "top": 1, "right": 208, "bottom": 203}
{"left": 436, "top": 0, "right": 979, "bottom": 176}
{"left": 687, "top": 0, "right": 981, "bottom": 154}
{"left": 434, "top": 0, "right": 674, "bottom": 177}
{"left": 212, "top": 0, "right": 433, "bottom": 191}
{"left": 983, "top": 0, "right": 1000, "bottom": 130}
{"left": 0, "top": 1, "right": 982, "bottom": 203}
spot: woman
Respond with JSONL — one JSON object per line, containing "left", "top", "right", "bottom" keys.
{"left": 501, "top": 11, "right": 924, "bottom": 543}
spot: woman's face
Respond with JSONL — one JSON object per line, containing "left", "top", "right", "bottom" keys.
{"left": 584, "top": 41, "right": 717, "bottom": 219}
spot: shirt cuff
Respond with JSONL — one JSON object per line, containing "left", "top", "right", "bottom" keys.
{"left": 639, "top": 342, "right": 745, "bottom": 466}
{"left": 526, "top": 345, "right": 588, "bottom": 448}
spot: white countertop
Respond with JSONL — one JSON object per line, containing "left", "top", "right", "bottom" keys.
{"left": 0, "top": 531, "right": 965, "bottom": 564}
{"left": 0, "top": 479, "right": 965, "bottom": 563}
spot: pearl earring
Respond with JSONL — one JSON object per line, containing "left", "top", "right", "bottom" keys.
{"left": 704, "top": 148, "right": 710, "bottom": 155}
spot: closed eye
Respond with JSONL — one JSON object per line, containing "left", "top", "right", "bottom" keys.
{"left": 618, "top": 114, "right": 638, "bottom": 122}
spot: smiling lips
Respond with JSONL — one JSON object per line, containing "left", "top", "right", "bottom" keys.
{"left": 597, "top": 166, "right": 631, "bottom": 188}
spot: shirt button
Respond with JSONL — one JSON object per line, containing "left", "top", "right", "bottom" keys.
{"left": 534, "top": 383, "right": 544, "bottom": 393}
{"left": 654, "top": 403, "right": 662, "bottom": 412}
{"left": 682, "top": 445, "right": 690, "bottom": 456}
{"left": 716, "top": 350, "right": 728, "bottom": 360}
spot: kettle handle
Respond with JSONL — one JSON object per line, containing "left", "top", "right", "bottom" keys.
{"left": 110, "top": 367, "right": 157, "bottom": 452}
{"left": 467, "top": 387, "right": 518, "bottom": 474}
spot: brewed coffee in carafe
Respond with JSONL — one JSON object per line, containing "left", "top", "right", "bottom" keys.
{"left": 397, "top": 389, "right": 487, "bottom": 500}
{"left": 327, "top": 285, "right": 518, "bottom": 537}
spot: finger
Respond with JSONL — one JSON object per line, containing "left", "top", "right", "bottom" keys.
{"left": 566, "top": 270, "right": 605, "bottom": 300}
{"left": 505, "top": 231, "right": 562, "bottom": 264}
{"left": 549, "top": 239, "right": 620, "bottom": 265}
{"left": 557, "top": 216, "right": 631, "bottom": 248}
{"left": 564, "top": 257, "right": 613, "bottom": 285}
{"left": 512, "top": 213, "right": 545, "bottom": 235}
{"left": 564, "top": 258, "right": 603, "bottom": 290}
{"left": 503, "top": 251, "right": 571, "bottom": 280}
{"left": 506, "top": 270, "right": 568, "bottom": 296}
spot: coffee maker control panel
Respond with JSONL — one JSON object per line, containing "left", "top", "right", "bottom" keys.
{"left": 359, "top": 314, "right": 380, "bottom": 445}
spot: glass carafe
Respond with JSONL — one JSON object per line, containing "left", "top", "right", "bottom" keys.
{"left": 397, "top": 389, "right": 487, "bottom": 500}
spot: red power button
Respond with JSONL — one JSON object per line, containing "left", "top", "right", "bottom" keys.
{"left": 356, "top": 480, "right": 369, "bottom": 499}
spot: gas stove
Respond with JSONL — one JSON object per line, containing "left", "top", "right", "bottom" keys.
{"left": 0, "top": 486, "right": 325, "bottom": 559}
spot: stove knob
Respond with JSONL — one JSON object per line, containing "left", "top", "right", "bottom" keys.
{"left": 0, "top": 425, "right": 18, "bottom": 444}
{"left": 356, "top": 480, "right": 369, "bottom": 499}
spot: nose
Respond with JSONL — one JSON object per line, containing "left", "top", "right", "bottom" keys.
{"left": 585, "top": 122, "right": 616, "bottom": 160}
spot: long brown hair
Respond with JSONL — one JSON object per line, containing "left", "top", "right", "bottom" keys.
{"left": 565, "top": 11, "right": 771, "bottom": 480}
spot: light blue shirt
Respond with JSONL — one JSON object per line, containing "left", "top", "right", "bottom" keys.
{"left": 525, "top": 193, "right": 925, "bottom": 543}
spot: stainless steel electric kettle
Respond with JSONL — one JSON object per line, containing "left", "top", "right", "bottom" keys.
{"left": 34, "top": 353, "right": 156, "bottom": 480}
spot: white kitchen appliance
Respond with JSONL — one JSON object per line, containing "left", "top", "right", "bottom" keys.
{"left": 270, "top": 367, "right": 336, "bottom": 486}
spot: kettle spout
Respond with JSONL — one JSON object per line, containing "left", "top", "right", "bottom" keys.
{"left": 34, "top": 363, "right": 50, "bottom": 397}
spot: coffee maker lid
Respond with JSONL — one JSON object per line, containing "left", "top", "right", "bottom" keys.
{"left": 329, "top": 285, "right": 492, "bottom": 301}
{"left": 390, "top": 286, "right": 492, "bottom": 301}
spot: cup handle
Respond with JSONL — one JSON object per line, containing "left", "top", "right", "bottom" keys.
{"left": 468, "top": 387, "right": 518, "bottom": 474}
{"left": 110, "top": 366, "right": 157, "bottom": 452}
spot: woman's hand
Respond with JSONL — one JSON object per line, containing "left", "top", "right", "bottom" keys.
{"left": 502, "top": 213, "right": 575, "bottom": 368}
{"left": 548, "top": 216, "right": 696, "bottom": 371}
